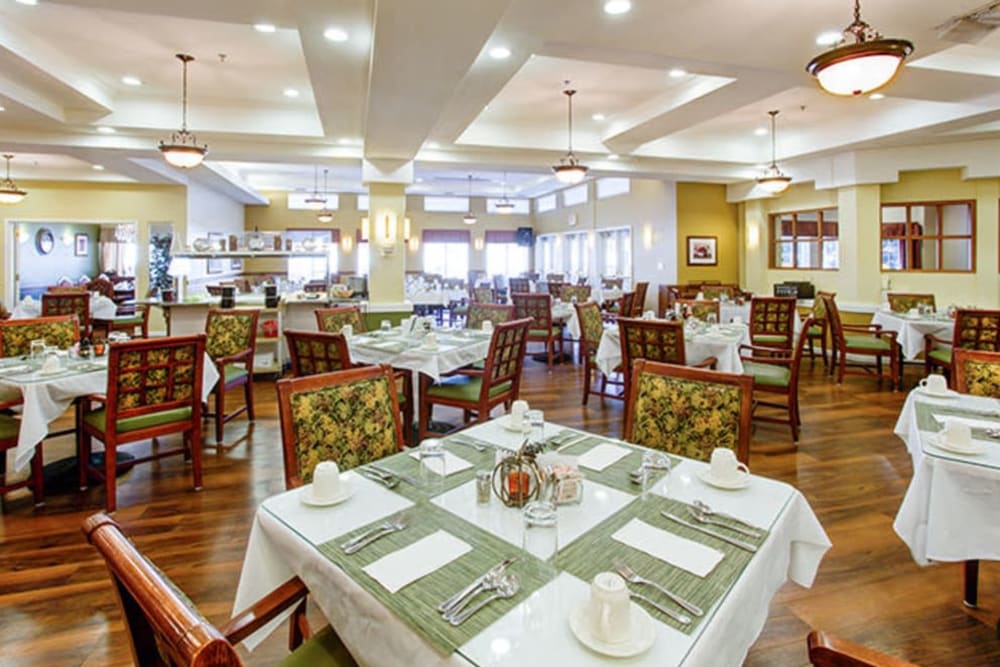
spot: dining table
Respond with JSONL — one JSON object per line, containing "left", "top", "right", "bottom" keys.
{"left": 891, "top": 387, "right": 999, "bottom": 602}
{"left": 0, "top": 351, "right": 220, "bottom": 473}
{"left": 870, "top": 309, "right": 954, "bottom": 362}
{"left": 233, "top": 418, "right": 830, "bottom": 666}
{"left": 595, "top": 321, "right": 751, "bottom": 376}
{"left": 346, "top": 327, "right": 491, "bottom": 383}
{"left": 10, "top": 293, "right": 119, "bottom": 320}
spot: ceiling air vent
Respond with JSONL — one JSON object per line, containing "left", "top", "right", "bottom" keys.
{"left": 937, "top": 1, "right": 1000, "bottom": 44}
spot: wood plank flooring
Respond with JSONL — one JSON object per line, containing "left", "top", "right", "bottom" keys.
{"left": 0, "top": 353, "right": 997, "bottom": 666}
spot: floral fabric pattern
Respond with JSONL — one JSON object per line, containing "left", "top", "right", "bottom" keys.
{"left": 680, "top": 300, "right": 720, "bottom": 322}
{"left": 316, "top": 307, "right": 364, "bottom": 334}
{"left": 467, "top": 304, "right": 513, "bottom": 330}
{"left": 288, "top": 333, "right": 350, "bottom": 376}
{"left": 487, "top": 321, "right": 527, "bottom": 383}
{"left": 700, "top": 285, "right": 736, "bottom": 300}
{"left": 576, "top": 302, "right": 604, "bottom": 347}
{"left": 750, "top": 298, "right": 795, "bottom": 343}
{"left": 115, "top": 344, "right": 197, "bottom": 411}
{"left": 0, "top": 318, "right": 79, "bottom": 356}
{"left": 471, "top": 287, "right": 495, "bottom": 304}
{"left": 559, "top": 285, "right": 592, "bottom": 303}
{"left": 955, "top": 311, "right": 1000, "bottom": 351}
{"left": 512, "top": 294, "right": 553, "bottom": 330}
{"left": 630, "top": 372, "right": 744, "bottom": 461}
{"left": 620, "top": 320, "right": 685, "bottom": 365}
{"left": 289, "top": 375, "right": 399, "bottom": 480}
{"left": 206, "top": 311, "right": 256, "bottom": 359}
{"left": 887, "top": 294, "right": 935, "bottom": 313}
{"left": 960, "top": 358, "right": 1000, "bottom": 397}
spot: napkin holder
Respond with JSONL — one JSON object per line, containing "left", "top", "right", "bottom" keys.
{"left": 491, "top": 442, "right": 544, "bottom": 508}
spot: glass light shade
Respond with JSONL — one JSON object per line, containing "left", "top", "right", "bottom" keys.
{"left": 316, "top": 210, "right": 334, "bottom": 223}
{"left": 495, "top": 200, "right": 515, "bottom": 214}
{"left": 304, "top": 195, "right": 327, "bottom": 210}
{"left": 159, "top": 143, "right": 207, "bottom": 169}
{"left": 0, "top": 186, "right": 26, "bottom": 204}
{"left": 462, "top": 212, "right": 478, "bottom": 225}
{"left": 553, "top": 163, "right": 588, "bottom": 184}
{"left": 807, "top": 39, "right": 912, "bottom": 96}
{"left": 757, "top": 169, "right": 792, "bottom": 194}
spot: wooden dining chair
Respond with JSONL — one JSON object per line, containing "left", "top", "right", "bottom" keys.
{"left": 604, "top": 291, "right": 636, "bottom": 323}
{"left": 677, "top": 299, "right": 720, "bottom": 322}
{"left": 83, "top": 512, "right": 358, "bottom": 667}
{"left": 508, "top": 278, "right": 531, "bottom": 294}
{"left": 631, "top": 281, "right": 649, "bottom": 316}
{"left": 924, "top": 308, "right": 1000, "bottom": 384}
{"left": 807, "top": 290, "right": 835, "bottom": 369}
{"left": 822, "top": 292, "right": 899, "bottom": 390}
{"left": 887, "top": 293, "right": 936, "bottom": 314}
{"left": 700, "top": 284, "right": 737, "bottom": 300}
{"left": 470, "top": 286, "right": 496, "bottom": 304}
{"left": 576, "top": 301, "right": 622, "bottom": 406}
{"left": 749, "top": 296, "right": 797, "bottom": 351}
{"left": 559, "top": 284, "right": 592, "bottom": 303}
{"left": 93, "top": 305, "right": 150, "bottom": 340}
{"left": 466, "top": 303, "right": 514, "bottom": 330}
{"left": 618, "top": 317, "right": 717, "bottom": 406}
{"left": 623, "top": 359, "right": 753, "bottom": 464}
{"left": 315, "top": 305, "right": 365, "bottom": 333}
{"left": 0, "top": 314, "right": 80, "bottom": 357}
{"left": 277, "top": 365, "right": 404, "bottom": 489}
{"left": 41, "top": 292, "right": 91, "bottom": 339}
{"left": 79, "top": 335, "right": 206, "bottom": 513}
{"left": 205, "top": 309, "right": 259, "bottom": 445}
{"left": 512, "top": 292, "right": 561, "bottom": 369}
{"left": 284, "top": 330, "right": 352, "bottom": 377}
{"left": 418, "top": 318, "right": 530, "bottom": 439}
{"left": 806, "top": 630, "right": 918, "bottom": 667}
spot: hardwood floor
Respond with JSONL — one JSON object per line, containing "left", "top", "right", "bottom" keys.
{"left": 0, "top": 353, "right": 997, "bottom": 666}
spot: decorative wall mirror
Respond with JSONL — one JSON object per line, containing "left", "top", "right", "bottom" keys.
{"left": 35, "top": 228, "right": 55, "bottom": 255}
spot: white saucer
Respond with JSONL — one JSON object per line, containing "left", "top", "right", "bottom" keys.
{"left": 698, "top": 469, "right": 751, "bottom": 490}
{"left": 300, "top": 481, "right": 354, "bottom": 507}
{"left": 569, "top": 601, "right": 655, "bottom": 658}
{"left": 500, "top": 414, "right": 527, "bottom": 432}
{"left": 929, "top": 433, "right": 986, "bottom": 455}
{"left": 915, "top": 387, "right": 959, "bottom": 399}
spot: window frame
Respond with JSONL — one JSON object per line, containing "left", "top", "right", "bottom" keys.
{"left": 879, "top": 199, "right": 976, "bottom": 273}
{"left": 768, "top": 207, "right": 840, "bottom": 271}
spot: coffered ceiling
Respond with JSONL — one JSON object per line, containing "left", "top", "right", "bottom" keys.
{"left": 2, "top": 0, "right": 1000, "bottom": 202}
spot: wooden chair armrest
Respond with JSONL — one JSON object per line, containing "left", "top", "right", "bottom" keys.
{"left": 807, "top": 630, "right": 918, "bottom": 667}
{"left": 220, "top": 576, "right": 310, "bottom": 647}
{"left": 740, "top": 353, "right": 793, "bottom": 367}
{"left": 739, "top": 343, "right": 793, "bottom": 358}
{"left": 924, "top": 333, "right": 952, "bottom": 347}
{"left": 213, "top": 348, "right": 254, "bottom": 366}
{"left": 842, "top": 323, "right": 883, "bottom": 333}
{"left": 692, "top": 356, "right": 717, "bottom": 370}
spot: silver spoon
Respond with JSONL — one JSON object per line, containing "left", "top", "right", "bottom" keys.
{"left": 688, "top": 506, "right": 762, "bottom": 538}
{"left": 448, "top": 574, "right": 520, "bottom": 626}
{"left": 691, "top": 500, "right": 762, "bottom": 534}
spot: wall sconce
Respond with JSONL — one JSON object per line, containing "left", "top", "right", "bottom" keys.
{"left": 403, "top": 217, "right": 411, "bottom": 242}
{"left": 747, "top": 222, "right": 760, "bottom": 249}
{"left": 62, "top": 230, "right": 74, "bottom": 246}
{"left": 473, "top": 237, "right": 484, "bottom": 251}
{"left": 361, "top": 217, "right": 370, "bottom": 242}
{"left": 641, "top": 223, "right": 654, "bottom": 250}
{"left": 341, "top": 234, "right": 354, "bottom": 253}
{"left": 373, "top": 212, "right": 397, "bottom": 256}
{"left": 408, "top": 236, "right": 420, "bottom": 252}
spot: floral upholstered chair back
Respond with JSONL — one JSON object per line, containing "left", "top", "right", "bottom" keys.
{"left": 700, "top": 284, "right": 736, "bottom": 301}
{"left": 559, "top": 285, "right": 592, "bottom": 303}
{"left": 277, "top": 365, "right": 403, "bottom": 487}
{"left": 508, "top": 278, "right": 531, "bottom": 295}
{"left": 624, "top": 360, "right": 752, "bottom": 463}
{"left": 205, "top": 309, "right": 259, "bottom": 360}
{"left": 512, "top": 293, "right": 553, "bottom": 331}
{"left": 750, "top": 297, "right": 796, "bottom": 349}
{"left": 0, "top": 315, "right": 79, "bottom": 357}
{"left": 887, "top": 293, "right": 936, "bottom": 313}
{"left": 619, "top": 318, "right": 687, "bottom": 368}
{"left": 678, "top": 299, "right": 719, "bottom": 322}
{"left": 467, "top": 303, "right": 514, "bottom": 330}
{"left": 575, "top": 302, "right": 605, "bottom": 353}
{"left": 315, "top": 306, "right": 365, "bottom": 334}
{"left": 470, "top": 287, "right": 495, "bottom": 304}
{"left": 953, "top": 349, "right": 1000, "bottom": 398}
{"left": 109, "top": 336, "right": 204, "bottom": 414}
{"left": 284, "top": 330, "right": 351, "bottom": 377}
{"left": 41, "top": 293, "right": 90, "bottom": 333}
{"left": 953, "top": 309, "right": 1000, "bottom": 352}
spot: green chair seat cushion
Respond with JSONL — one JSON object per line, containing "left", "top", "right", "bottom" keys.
{"left": 224, "top": 364, "right": 249, "bottom": 383}
{"left": 0, "top": 414, "right": 20, "bottom": 440}
{"left": 426, "top": 376, "right": 512, "bottom": 402}
{"left": 743, "top": 360, "right": 791, "bottom": 388}
{"left": 112, "top": 315, "right": 144, "bottom": 326}
{"left": 0, "top": 386, "right": 22, "bottom": 406}
{"left": 753, "top": 334, "right": 790, "bottom": 345}
{"left": 84, "top": 406, "right": 193, "bottom": 434}
{"left": 844, "top": 335, "right": 892, "bottom": 351}
{"left": 807, "top": 324, "right": 823, "bottom": 336}
{"left": 528, "top": 327, "right": 561, "bottom": 338}
{"left": 928, "top": 348, "right": 952, "bottom": 364}
{"left": 280, "top": 625, "right": 358, "bottom": 667}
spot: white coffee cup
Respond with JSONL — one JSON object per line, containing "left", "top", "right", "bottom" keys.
{"left": 919, "top": 374, "right": 948, "bottom": 395}
{"left": 424, "top": 332, "right": 438, "bottom": 350}
{"left": 312, "top": 461, "right": 342, "bottom": 501}
{"left": 510, "top": 399, "right": 528, "bottom": 425}
{"left": 340, "top": 324, "right": 353, "bottom": 338}
{"left": 908, "top": 307, "right": 919, "bottom": 317}
{"left": 709, "top": 447, "right": 749, "bottom": 483}
{"left": 941, "top": 420, "right": 972, "bottom": 450}
{"left": 481, "top": 320, "right": 494, "bottom": 333}
{"left": 587, "top": 572, "right": 633, "bottom": 644}
{"left": 732, "top": 316, "right": 743, "bottom": 325}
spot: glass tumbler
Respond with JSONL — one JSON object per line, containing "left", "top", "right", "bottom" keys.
{"left": 640, "top": 450, "right": 671, "bottom": 500}
{"left": 30, "top": 339, "right": 46, "bottom": 360}
{"left": 418, "top": 438, "right": 446, "bottom": 496}
{"left": 525, "top": 409, "right": 545, "bottom": 445}
{"left": 522, "top": 500, "right": 558, "bottom": 578}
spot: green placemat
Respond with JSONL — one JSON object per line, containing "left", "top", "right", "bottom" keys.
{"left": 915, "top": 402, "right": 1000, "bottom": 438}
{"left": 555, "top": 497, "right": 767, "bottom": 634}
{"left": 360, "top": 450, "right": 480, "bottom": 504}
{"left": 556, "top": 435, "right": 675, "bottom": 494}
{"left": 317, "top": 502, "right": 550, "bottom": 655}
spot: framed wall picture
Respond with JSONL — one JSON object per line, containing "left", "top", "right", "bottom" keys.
{"left": 74, "top": 233, "right": 89, "bottom": 257}
{"left": 686, "top": 236, "right": 718, "bottom": 266}
{"left": 206, "top": 232, "right": 225, "bottom": 274}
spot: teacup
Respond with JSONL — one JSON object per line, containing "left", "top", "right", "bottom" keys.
{"left": 481, "top": 320, "right": 494, "bottom": 334}
{"left": 940, "top": 420, "right": 972, "bottom": 450}
{"left": 341, "top": 324, "right": 353, "bottom": 339}
{"left": 423, "top": 333, "right": 438, "bottom": 350}
{"left": 586, "top": 572, "right": 632, "bottom": 644}
{"left": 732, "top": 316, "right": 743, "bottom": 325}
{"left": 919, "top": 374, "right": 948, "bottom": 396}
{"left": 510, "top": 399, "right": 528, "bottom": 425}
{"left": 907, "top": 307, "right": 919, "bottom": 317}
{"left": 312, "top": 461, "right": 343, "bottom": 501}
{"left": 709, "top": 447, "right": 749, "bottom": 483}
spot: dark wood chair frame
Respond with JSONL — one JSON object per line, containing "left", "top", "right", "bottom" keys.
{"left": 617, "top": 317, "right": 717, "bottom": 407}
{"left": 749, "top": 296, "right": 798, "bottom": 351}
{"left": 806, "top": 630, "right": 919, "bottom": 667}
{"left": 632, "top": 281, "right": 649, "bottom": 316}
{"left": 94, "top": 305, "right": 150, "bottom": 340}
{"left": 315, "top": 305, "right": 366, "bottom": 333}
{"left": 807, "top": 290, "right": 835, "bottom": 369}
{"left": 205, "top": 309, "right": 259, "bottom": 445}
{"left": 822, "top": 293, "right": 900, "bottom": 391}
{"left": 42, "top": 292, "right": 91, "bottom": 339}
{"left": 924, "top": 308, "right": 1000, "bottom": 384}
{"left": 512, "top": 293, "right": 562, "bottom": 369}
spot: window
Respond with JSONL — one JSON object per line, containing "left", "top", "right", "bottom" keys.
{"left": 564, "top": 231, "right": 589, "bottom": 279}
{"left": 284, "top": 229, "right": 339, "bottom": 281}
{"left": 287, "top": 192, "right": 340, "bottom": 211}
{"left": 562, "top": 184, "right": 588, "bottom": 207}
{"left": 596, "top": 178, "right": 630, "bottom": 199}
{"left": 596, "top": 227, "right": 631, "bottom": 278}
{"left": 880, "top": 201, "right": 974, "bottom": 272}
{"left": 423, "top": 196, "right": 469, "bottom": 213}
{"left": 535, "top": 233, "right": 560, "bottom": 275}
{"left": 422, "top": 229, "right": 470, "bottom": 279}
{"left": 486, "top": 198, "right": 530, "bottom": 215}
{"left": 356, "top": 194, "right": 369, "bottom": 211}
{"left": 357, "top": 237, "right": 369, "bottom": 276}
{"left": 536, "top": 194, "right": 557, "bottom": 213}
{"left": 770, "top": 208, "right": 839, "bottom": 269}
{"left": 485, "top": 230, "right": 530, "bottom": 277}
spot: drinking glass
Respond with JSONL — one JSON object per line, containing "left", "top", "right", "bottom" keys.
{"left": 30, "top": 339, "right": 46, "bottom": 360}
{"left": 706, "top": 312, "right": 718, "bottom": 326}
{"left": 640, "top": 450, "right": 671, "bottom": 500}
{"left": 525, "top": 409, "right": 545, "bottom": 445}
{"left": 418, "top": 438, "right": 446, "bottom": 496}
{"left": 522, "top": 500, "right": 558, "bottom": 579}
{"left": 380, "top": 319, "right": 392, "bottom": 333}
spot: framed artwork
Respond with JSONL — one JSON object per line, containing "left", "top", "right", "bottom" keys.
{"left": 686, "top": 236, "right": 718, "bottom": 266}
{"left": 35, "top": 228, "right": 55, "bottom": 255}
{"left": 206, "top": 232, "right": 225, "bottom": 274}
{"left": 74, "top": 233, "right": 88, "bottom": 257}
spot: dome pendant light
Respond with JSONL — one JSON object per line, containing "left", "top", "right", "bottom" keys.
{"left": 0, "top": 154, "right": 27, "bottom": 205}
{"left": 756, "top": 110, "right": 792, "bottom": 195}
{"left": 495, "top": 171, "right": 515, "bottom": 214}
{"left": 304, "top": 165, "right": 327, "bottom": 211}
{"left": 316, "top": 169, "right": 334, "bottom": 223}
{"left": 159, "top": 54, "right": 208, "bottom": 168}
{"left": 806, "top": 0, "right": 914, "bottom": 96}
{"left": 552, "top": 82, "right": 588, "bottom": 184}
{"left": 462, "top": 174, "right": 478, "bottom": 225}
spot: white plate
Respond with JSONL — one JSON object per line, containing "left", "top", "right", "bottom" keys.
{"left": 698, "top": 469, "right": 751, "bottom": 490}
{"left": 929, "top": 433, "right": 986, "bottom": 455}
{"left": 915, "top": 387, "right": 959, "bottom": 400}
{"left": 499, "top": 414, "right": 527, "bottom": 433}
{"left": 569, "top": 601, "right": 655, "bottom": 658}
{"left": 300, "top": 482, "right": 354, "bottom": 507}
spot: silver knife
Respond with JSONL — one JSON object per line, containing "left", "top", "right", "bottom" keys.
{"left": 369, "top": 464, "right": 421, "bottom": 487}
{"left": 661, "top": 512, "right": 759, "bottom": 553}
{"left": 437, "top": 556, "right": 517, "bottom": 613}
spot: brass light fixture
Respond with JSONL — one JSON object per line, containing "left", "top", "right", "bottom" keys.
{"left": 806, "top": 0, "right": 914, "bottom": 96}
{"left": 304, "top": 165, "right": 327, "bottom": 210}
{"left": 0, "top": 154, "right": 27, "bottom": 204}
{"left": 756, "top": 110, "right": 792, "bottom": 195}
{"left": 462, "top": 174, "right": 477, "bottom": 225}
{"left": 552, "top": 82, "right": 588, "bottom": 184}
{"left": 159, "top": 54, "right": 208, "bottom": 168}
{"left": 316, "top": 168, "right": 333, "bottom": 223}
{"left": 495, "top": 171, "right": 515, "bottom": 214}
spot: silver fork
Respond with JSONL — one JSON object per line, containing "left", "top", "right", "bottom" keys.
{"left": 438, "top": 556, "right": 517, "bottom": 613}
{"left": 688, "top": 506, "right": 762, "bottom": 539}
{"left": 449, "top": 437, "right": 489, "bottom": 453}
{"left": 614, "top": 560, "right": 703, "bottom": 617}
{"left": 357, "top": 468, "right": 399, "bottom": 489}
{"left": 340, "top": 513, "right": 409, "bottom": 554}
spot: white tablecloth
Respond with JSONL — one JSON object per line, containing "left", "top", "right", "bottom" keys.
{"left": 4, "top": 354, "right": 220, "bottom": 472}
{"left": 407, "top": 289, "right": 468, "bottom": 307}
{"left": 871, "top": 310, "right": 953, "bottom": 361}
{"left": 233, "top": 419, "right": 830, "bottom": 667}
{"left": 892, "top": 390, "right": 1000, "bottom": 565}
{"left": 11, "top": 293, "right": 119, "bottom": 320}
{"left": 347, "top": 331, "right": 490, "bottom": 382}
{"left": 596, "top": 323, "right": 750, "bottom": 376}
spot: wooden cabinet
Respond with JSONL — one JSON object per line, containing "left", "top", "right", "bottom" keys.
{"left": 254, "top": 307, "right": 283, "bottom": 377}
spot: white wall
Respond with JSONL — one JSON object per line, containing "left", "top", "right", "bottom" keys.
{"left": 185, "top": 181, "right": 245, "bottom": 282}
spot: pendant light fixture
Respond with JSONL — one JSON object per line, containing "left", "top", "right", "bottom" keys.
{"left": 159, "top": 54, "right": 208, "bottom": 168}
{"left": 806, "top": 0, "right": 913, "bottom": 97}
{"left": 0, "top": 154, "right": 27, "bottom": 204}
{"left": 552, "top": 82, "right": 588, "bottom": 184}
{"left": 316, "top": 168, "right": 334, "bottom": 222}
{"left": 304, "top": 165, "right": 327, "bottom": 210}
{"left": 495, "top": 171, "right": 515, "bottom": 214}
{"left": 462, "top": 174, "right": 477, "bottom": 225}
{"left": 756, "top": 110, "right": 792, "bottom": 195}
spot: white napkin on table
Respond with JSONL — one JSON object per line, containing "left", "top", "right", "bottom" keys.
{"left": 612, "top": 517, "right": 724, "bottom": 578}
{"left": 933, "top": 415, "right": 999, "bottom": 431}
{"left": 363, "top": 530, "right": 471, "bottom": 593}
{"left": 576, "top": 443, "right": 630, "bottom": 471}
{"left": 407, "top": 450, "right": 473, "bottom": 476}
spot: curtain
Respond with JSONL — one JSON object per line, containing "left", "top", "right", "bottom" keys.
{"left": 99, "top": 227, "right": 135, "bottom": 276}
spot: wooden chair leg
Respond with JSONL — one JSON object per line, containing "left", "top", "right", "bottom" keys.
{"left": 105, "top": 441, "right": 117, "bottom": 513}
{"left": 215, "top": 386, "right": 225, "bottom": 443}
{"left": 190, "top": 429, "right": 203, "bottom": 491}
{"left": 964, "top": 560, "right": 979, "bottom": 607}
{"left": 30, "top": 446, "right": 45, "bottom": 505}
{"left": 244, "top": 380, "right": 255, "bottom": 421}
{"left": 418, "top": 376, "right": 432, "bottom": 440}
{"left": 79, "top": 432, "right": 92, "bottom": 491}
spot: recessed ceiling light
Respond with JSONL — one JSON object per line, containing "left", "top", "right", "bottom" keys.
{"left": 92, "top": 164, "right": 105, "bottom": 171}
{"left": 815, "top": 31, "right": 843, "bottom": 47}
{"left": 426, "top": 141, "right": 440, "bottom": 149}
{"left": 669, "top": 68, "right": 687, "bottom": 78}
{"left": 283, "top": 88, "right": 299, "bottom": 98}
{"left": 14, "top": 0, "right": 38, "bottom": 5}
{"left": 592, "top": 113, "right": 606, "bottom": 121}
{"left": 96, "top": 126, "right": 116, "bottom": 134}
{"left": 121, "top": 76, "right": 143, "bottom": 86}
{"left": 489, "top": 46, "right": 511, "bottom": 60}
{"left": 603, "top": 0, "right": 631, "bottom": 15}
{"left": 254, "top": 23, "right": 276, "bottom": 33}
{"left": 416, "top": 177, "right": 424, "bottom": 183}
{"left": 324, "top": 27, "right": 349, "bottom": 42}
{"left": 608, "top": 154, "right": 620, "bottom": 160}
{"left": 869, "top": 92, "right": 885, "bottom": 100}
{"left": 754, "top": 127, "right": 767, "bottom": 136}
{"left": 0, "top": 106, "right": 5, "bottom": 112}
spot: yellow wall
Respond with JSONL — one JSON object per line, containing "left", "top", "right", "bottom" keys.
{"left": 675, "top": 182, "right": 739, "bottom": 286}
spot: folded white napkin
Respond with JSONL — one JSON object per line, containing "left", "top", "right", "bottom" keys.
{"left": 407, "top": 450, "right": 473, "bottom": 476}
{"left": 363, "top": 530, "right": 471, "bottom": 593}
{"left": 933, "top": 415, "right": 999, "bottom": 431}
{"left": 612, "top": 517, "right": 724, "bottom": 578}
{"left": 576, "top": 443, "right": 631, "bottom": 471}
